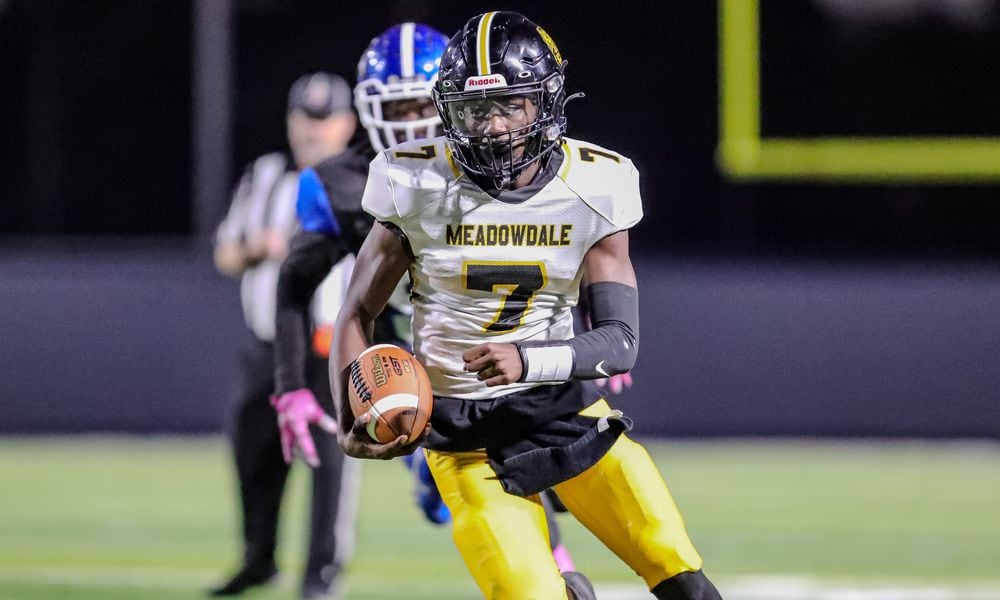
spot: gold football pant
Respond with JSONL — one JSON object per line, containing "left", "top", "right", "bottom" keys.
{"left": 424, "top": 401, "right": 704, "bottom": 600}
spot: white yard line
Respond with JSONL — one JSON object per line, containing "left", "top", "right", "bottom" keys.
{"left": 598, "top": 576, "right": 1000, "bottom": 600}
{"left": 0, "top": 565, "right": 220, "bottom": 589}
{"left": 0, "top": 567, "right": 998, "bottom": 599}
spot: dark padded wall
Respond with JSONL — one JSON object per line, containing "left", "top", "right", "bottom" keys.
{"left": 3, "top": 243, "right": 997, "bottom": 438}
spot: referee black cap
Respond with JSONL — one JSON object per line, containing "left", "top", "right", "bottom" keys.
{"left": 287, "top": 72, "right": 352, "bottom": 119}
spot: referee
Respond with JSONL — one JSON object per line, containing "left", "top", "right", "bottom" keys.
{"left": 211, "top": 73, "right": 359, "bottom": 600}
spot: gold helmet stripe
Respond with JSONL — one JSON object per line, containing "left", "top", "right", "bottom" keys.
{"left": 477, "top": 11, "right": 497, "bottom": 76}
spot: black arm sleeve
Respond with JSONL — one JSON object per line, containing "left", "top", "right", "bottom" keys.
{"left": 568, "top": 281, "right": 639, "bottom": 378}
{"left": 273, "top": 230, "right": 348, "bottom": 394}
{"left": 517, "top": 281, "right": 639, "bottom": 381}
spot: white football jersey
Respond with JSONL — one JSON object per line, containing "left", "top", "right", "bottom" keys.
{"left": 362, "top": 136, "right": 642, "bottom": 399}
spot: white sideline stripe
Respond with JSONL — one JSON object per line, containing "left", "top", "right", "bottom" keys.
{"left": 595, "top": 577, "right": 1000, "bottom": 600}
{"left": 0, "top": 565, "right": 474, "bottom": 593}
{"left": 366, "top": 392, "right": 420, "bottom": 439}
{"left": 0, "top": 565, "right": 220, "bottom": 588}
{"left": 0, "top": 568, "right": 997, "bottom": 599}
{"left": 333, "top": 454, "right": 362, "bottom": 568}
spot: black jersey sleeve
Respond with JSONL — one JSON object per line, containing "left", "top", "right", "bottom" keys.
{"left": 313, "top": 150, "right": 374, "bottom": 254}
{"left": 273, "top": 230, "right": 349, "bottom": 394}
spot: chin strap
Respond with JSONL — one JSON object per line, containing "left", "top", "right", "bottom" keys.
{"left": 563, "top": 91, "right": 586, "bottom": 108}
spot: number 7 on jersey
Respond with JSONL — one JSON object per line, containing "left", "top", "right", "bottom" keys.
{"left": 462, "top": 261, "right": 547, "bottom": 333}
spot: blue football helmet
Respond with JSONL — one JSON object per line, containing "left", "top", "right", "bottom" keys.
{"left": 355, "top": 23, "right": 449, "bottom": 151}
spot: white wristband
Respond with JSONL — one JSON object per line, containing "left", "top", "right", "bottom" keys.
{"left": 521, "top": 345, "right": 574, "bottom": 383}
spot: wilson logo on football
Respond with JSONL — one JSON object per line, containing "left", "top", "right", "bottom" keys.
{"left": 371, "top": 355, "right": 388, "bottom": 387}
{"left": 464, "top": 74, "right": 508, "bottom": 90}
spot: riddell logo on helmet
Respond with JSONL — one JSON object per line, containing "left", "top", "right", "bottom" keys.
{"left": 464, "top": 74, "right": 508, "bottom": 90}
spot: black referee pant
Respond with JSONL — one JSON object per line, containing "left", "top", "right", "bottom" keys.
{"left": 228, "top": 339, "right": 353, "bottom": 587}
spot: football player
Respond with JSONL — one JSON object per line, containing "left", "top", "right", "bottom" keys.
{"left": 326, "top": 12, "right": 723, "bottom": 600}
{"left": 271, "top": 20, "right": 584, "bottom": 586}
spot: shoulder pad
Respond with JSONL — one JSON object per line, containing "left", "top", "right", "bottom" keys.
{"left": 385, "top": 137, "right": 456, "bottom": 173}
{"left": 362, "top": 137, "right": 459, "bottom": 224}
{"left": 296, "top": 168, "right": 340, "bottom": 236}
{"left": 557, "top": 137, "right": 643, "bottom": 231}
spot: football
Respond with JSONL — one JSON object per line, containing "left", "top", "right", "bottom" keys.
{"left": 347, "top": 344, "right": 433, "bottom": 444}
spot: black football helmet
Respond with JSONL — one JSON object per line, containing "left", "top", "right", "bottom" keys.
{"left": 433, "top": 12, "right": 570, "bottom": 189}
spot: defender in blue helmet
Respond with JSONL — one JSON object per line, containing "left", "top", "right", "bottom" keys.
{"left": 355, "top": 22, "right": 449, "bottom": 152}
{"left": 256, "top": 22, "right": 451, "bottom": 600}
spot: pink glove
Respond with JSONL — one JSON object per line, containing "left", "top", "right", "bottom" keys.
{"left": 594, "top": 372, "right": 633, "bottom": 395}
{"left": 270, "top": 388, "right": 338, "bottom": 467}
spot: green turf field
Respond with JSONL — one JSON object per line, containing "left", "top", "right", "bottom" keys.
{"left": 1, "top": 437, "right": 998, "bottom": 599}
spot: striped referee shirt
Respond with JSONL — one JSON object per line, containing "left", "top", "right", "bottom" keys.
{"left": 216, "top": 152, "right": 348, "bottom": 342}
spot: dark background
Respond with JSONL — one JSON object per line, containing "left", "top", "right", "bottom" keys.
{"left": 1, "top": 0, "right": 999, "bottom": 436}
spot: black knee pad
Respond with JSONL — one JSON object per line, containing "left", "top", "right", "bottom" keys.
{"left": 651, "top": 570, "right": 723, "bottom": 600}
